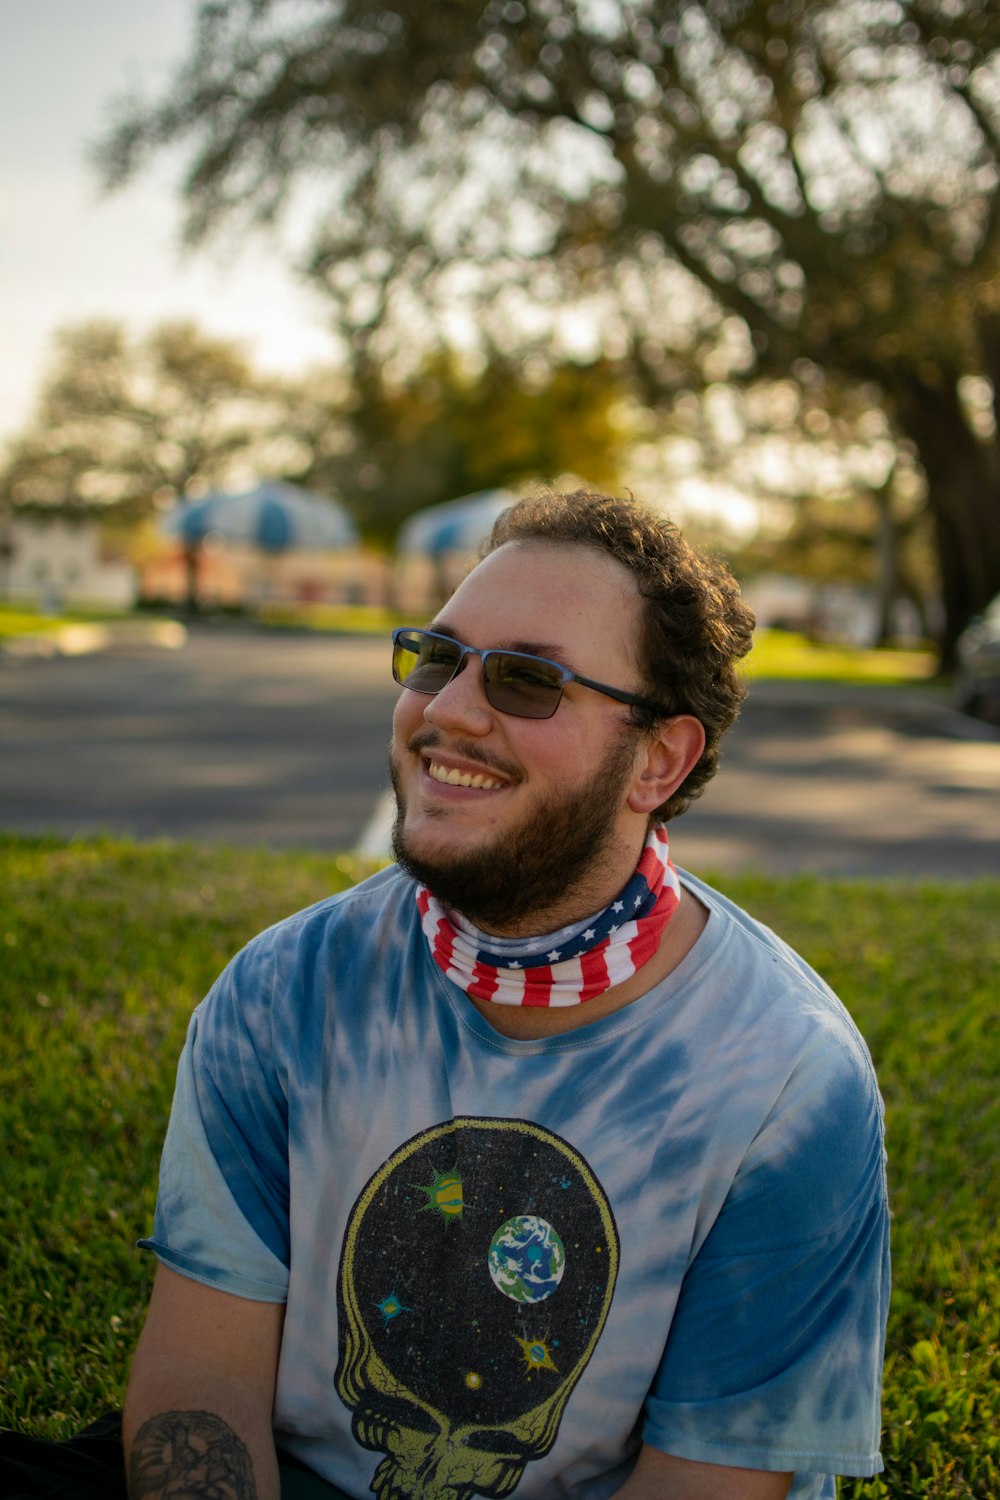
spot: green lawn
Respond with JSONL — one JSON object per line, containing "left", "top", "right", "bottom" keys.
{"left": 0, "top": 608, "right": 98, "bottom": 639}
{"left": 257, "top": 600, "right": 406, "bottom": 634}
{"left": 1, "top": 838, "right": 996, "bottom": 1497}
{"left": 745, "top": 630, "right": 940, "bottom": 686}
{"left": 1, "top": 601, "right": 943, "bottom": 687}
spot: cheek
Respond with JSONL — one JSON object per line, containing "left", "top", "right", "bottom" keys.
{"left": 392, "top": 691, "right": 424, "bottom": 745}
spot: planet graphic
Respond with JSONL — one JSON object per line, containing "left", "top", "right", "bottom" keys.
{"left": 487, "top": 1215, "right": 566, "bottom": 1303}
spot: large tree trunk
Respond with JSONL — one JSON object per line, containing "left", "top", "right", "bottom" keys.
{"left": 870, "top": 483, "right": 898, "bottom": 647}
{"left": 890, "top": 369, "right": 1000, "bottom": 668}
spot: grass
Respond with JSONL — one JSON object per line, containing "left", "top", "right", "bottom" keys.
{"left": 0, "top": 600, "right": 406, "bottom": 639}
{"left": 1, "top": 600, "right": 942, "bottom": 687}
{"left": 256, "top": 600, "right": 407, "bottom": 634}
{"left": 0, "top": 606, "right": 180, "bottom": 647}
{"left": 1, "top": 838, "right": 997, "bottom": 1497}
{"left": 256, "top": 616, "right": 944, "bottom": 688}
{"left": 745, "top": 630, "right": 939, "bottom": 686}
{"left": 0, "top": 607, "right": 105, "bottom": 639}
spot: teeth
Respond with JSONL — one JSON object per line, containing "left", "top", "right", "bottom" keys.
{"left": 429, "top": 761, "right": 504, "bottom": 790}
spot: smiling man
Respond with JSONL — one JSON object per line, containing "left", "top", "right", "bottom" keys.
{"left": 111, "top": 492, "right": 889, "bottom": 1500}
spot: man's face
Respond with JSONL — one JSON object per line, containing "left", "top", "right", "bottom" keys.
{"left": 389, "top": 540, "right": 651, "bottom": 934}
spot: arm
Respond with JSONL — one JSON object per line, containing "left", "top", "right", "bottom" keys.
{"left": 612, "top": 1444, "right": 792, "bottom": 1499}
{"left": 124, "top": 1263, "right": 286, "bottom": 1500}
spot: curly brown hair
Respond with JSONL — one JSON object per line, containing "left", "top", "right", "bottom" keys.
{"left": 486, "top": 490, "right": 755, "bottom": 821}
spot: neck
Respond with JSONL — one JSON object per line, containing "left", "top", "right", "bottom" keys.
{"left": 416, "top": 824, "right": 689, "bottom": 1015}
{"left": 460, "top": 826, "right": 649, "bottom": 941}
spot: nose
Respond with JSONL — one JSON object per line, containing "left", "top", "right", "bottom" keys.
{"left": 423, "top": 653, "right": 494, "bottom": 735}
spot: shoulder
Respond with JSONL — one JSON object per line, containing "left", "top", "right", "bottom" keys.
{"left": 196, "top": 864, "right": 422, "bottom": 1038}
{"left": 680, "top": 868, "right": 878, "bottom": 1073}
{"left": 677, "top": 874, "right": 885, "bottom": 1248}
{"left": 255, "top": 861, "right": 414, "bottom": 940}
{"left": 229, "top": 862, "right": 417, "bottom": 971}
{"left": 673, "top": 870, "right": 885, "bottom": 1223}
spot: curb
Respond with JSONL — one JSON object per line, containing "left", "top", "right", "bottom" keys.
{"left": 1, "top": 619, "right": 188, "bottom": 659}
{"left": 355, "top": 788, "right": 396, "bottom": 860}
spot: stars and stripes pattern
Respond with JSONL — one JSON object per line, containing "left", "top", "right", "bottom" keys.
{"left": 416, "top": 824, "right": 681, "bottom": 1007}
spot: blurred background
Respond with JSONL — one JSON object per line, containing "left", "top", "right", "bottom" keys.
{"left": 2, "top": 0, "right": 999, "bottom": 871}
{"left": 4, "top": 13, "right": 998, "bottom": 1485}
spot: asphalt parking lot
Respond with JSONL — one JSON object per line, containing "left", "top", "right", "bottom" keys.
{"left": 2, "top": 627, "right": 997, "bottom": 878}
{"left": 675, "top": 679, "right": 1000, "bottom": 877}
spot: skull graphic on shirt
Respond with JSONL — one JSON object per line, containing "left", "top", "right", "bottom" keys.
{"left": 336, "top": 1117, "right": 619, "bottom": 1500}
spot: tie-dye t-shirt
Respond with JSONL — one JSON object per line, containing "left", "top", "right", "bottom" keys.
{"left": 143, "top": 865, "right": 889, "bottom": 1500}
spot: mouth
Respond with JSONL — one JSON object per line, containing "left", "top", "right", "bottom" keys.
{"left": 425, "top": 758, "right": 510, "bottom": 792}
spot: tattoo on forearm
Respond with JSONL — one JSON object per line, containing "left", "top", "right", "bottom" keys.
{"left": 129, "top": 1409, "right": 257, "bottom": 1499}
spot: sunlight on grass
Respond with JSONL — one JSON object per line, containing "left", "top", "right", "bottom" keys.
{"left": 0, "top": 605, "right": 944, "bottom": 687}
{"left": 746, "top": 629, "right": 939, "bottom": 685}
{"left": 0, "top": 608, "right": 94, "bottom": 638}
{"left": 257, "top": 600, "right": 405, "bottom": 633}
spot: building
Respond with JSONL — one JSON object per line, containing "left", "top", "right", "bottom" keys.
{"left": 0, "top": 512, "right": 137, "bottom": 611}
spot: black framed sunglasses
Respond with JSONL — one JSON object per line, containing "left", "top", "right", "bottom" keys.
{"left": 391, "top": 627, "right": 671, "bottom": 721}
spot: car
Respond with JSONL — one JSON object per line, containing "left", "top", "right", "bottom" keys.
{"left": 956, "top": 594, "right": 1000, "bottom": 725}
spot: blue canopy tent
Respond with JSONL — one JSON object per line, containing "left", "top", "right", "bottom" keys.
{"left": 164, "top": 481, "right": 357, "bottom": 551}
{"left": 162, "top": 481, "right": 358, "bottom": 610}
{"left": 396, "top": 489, "right": 515, "bottom": 559}
{"left": 395, "top": 489, "right": 517, "bottom": 611}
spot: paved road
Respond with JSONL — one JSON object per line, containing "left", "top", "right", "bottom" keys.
{"left": 678, "top": 680, "right": 999, "bottom": 878}
{"left": 0, "top": 629, "right": 399, "bottom": 852}
{"left": 2, "top": 627, "right": 998, "bottom": 877}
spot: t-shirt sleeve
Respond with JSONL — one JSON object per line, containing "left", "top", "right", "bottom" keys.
{"left": 139, "top": 940, "right": 291, "bottom": 1302}
{"left": 643, "top": 1031, "right": 890, "bottom": 1478}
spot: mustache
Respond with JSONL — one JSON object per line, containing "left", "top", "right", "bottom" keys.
{"left": 405, "top": 729, "right": 523, "bottom": 785}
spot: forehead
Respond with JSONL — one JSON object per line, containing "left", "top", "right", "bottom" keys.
{"left": 438, "top": 541, "right": 644, "bottom": 669}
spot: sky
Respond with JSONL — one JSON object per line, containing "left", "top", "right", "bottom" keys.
{"left": 0, "top": 1, "right": 762, "bottom": 534}
{"left": 0, "top": 0, "right": 337, "bottom": 449}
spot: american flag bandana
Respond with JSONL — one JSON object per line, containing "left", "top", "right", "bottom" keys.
{"left": 416, "top": 824, "right": 681, "bottom": 1007}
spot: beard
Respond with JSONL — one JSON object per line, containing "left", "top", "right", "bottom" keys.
{"left": 389, "top": 727, "right": 641, "bottom": 934}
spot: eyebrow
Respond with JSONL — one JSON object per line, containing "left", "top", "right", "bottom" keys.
{"left": 428, "top": 621, "right": 575, "bottom": 670}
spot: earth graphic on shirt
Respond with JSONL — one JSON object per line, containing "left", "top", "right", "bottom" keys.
{"left": 337, "top": 1117, "right": 620, "bottom": 1498}
{"left": 487, "top": 1214, "right": 566, "bottom": 1303}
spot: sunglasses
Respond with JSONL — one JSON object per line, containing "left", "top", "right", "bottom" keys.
{"left": 391, "top": 627, "right": 671, "bottom": 721}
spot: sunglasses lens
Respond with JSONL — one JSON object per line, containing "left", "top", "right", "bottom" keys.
{"left": 484, "top": 653, "right": 564, "bottom": 718}
{"left": 393, "top": 632, "right": 566, "bottom": 718}
{"left": 393, "top": 631, "right": 461, "bottom": 692}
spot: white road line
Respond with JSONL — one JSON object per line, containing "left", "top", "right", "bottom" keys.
{"left": 355, "top": 788, "right": 396, "bottom": 859}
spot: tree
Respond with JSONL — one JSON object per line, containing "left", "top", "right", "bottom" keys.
{"left": 0, "top": 320, "right": 301, "bottom": 517}
{"left": 288, "top": 350, "right": 639, "bottom": 547}
{"left": 653, "top": 371, "right": 938, "bottom": 640}
{"left": 98, "top": 0, "right": 1000, "bottom": 660}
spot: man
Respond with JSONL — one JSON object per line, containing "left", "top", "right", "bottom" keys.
{"left": 124, "top": 491, "right": 889, "bottom": 1500}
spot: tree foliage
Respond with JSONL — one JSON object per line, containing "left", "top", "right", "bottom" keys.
{"left": 0, "top": 317, "right": 636, "bottom": 553}
{"left": 0, "top": 321, "right": 297, "bottom": 517}
{"left": 98, "top": 0, "right": 1000, "bottom": 656}
{"left": 659, "top": 371, "right": 939, "bottom": 638}
{"left": 287, "top": 351, "right": 637, "bottom": 545}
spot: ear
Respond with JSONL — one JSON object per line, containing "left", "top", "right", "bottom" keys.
{"left": 627, "top": 715, "right": 706, "bottom": 816}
